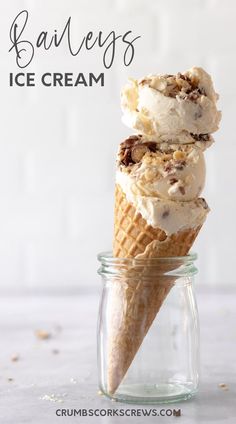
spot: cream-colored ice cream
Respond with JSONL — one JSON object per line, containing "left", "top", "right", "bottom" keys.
{"left": 121, "top": 67, "right": 221, "bottom": 137}
{"left": 116, "top": 137, "right": 209, "bottom": 235}
{"left": 115, "top": 66, "right": 221, "bottom": 237}
{"left": 116, "top": 168, "right": 209, "bottom": 234}
{"left": 117, "top": 135, "right": 206, "bottom": 201}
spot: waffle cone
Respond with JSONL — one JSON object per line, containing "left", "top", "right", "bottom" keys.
{"left": 107, "top": 184, "right": 201, "bottom": 394}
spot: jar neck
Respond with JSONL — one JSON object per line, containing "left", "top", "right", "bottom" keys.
{"left": 97, "top": 251, "right": 198, "bottom": 280}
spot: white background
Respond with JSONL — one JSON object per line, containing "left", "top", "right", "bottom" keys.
{"left": 0, "top": 0, "right": 235, "bottom": 293}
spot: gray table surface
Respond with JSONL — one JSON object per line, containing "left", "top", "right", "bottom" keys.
{"left": 0, "top": 288, "right": 235, "bottom": 424}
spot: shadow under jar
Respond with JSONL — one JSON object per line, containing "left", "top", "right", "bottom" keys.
{"left": 97, "top": 252, "right": 200, "bottom": 404}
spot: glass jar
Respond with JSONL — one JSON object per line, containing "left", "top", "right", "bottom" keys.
{"left": 97, "top": 252, "right": 199, "bottom": 404}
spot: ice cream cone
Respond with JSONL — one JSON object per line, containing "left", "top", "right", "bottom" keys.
{"left": 103, "top": 67, "right": 220, "bottom": 397}
{"left": 113, "top": 184, "right": 201, "bottom": 259}
{"left": 107, "top": 184, "right": 201, "bottom": 394}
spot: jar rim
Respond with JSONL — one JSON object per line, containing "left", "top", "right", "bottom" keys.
{"left": 97, "top": 251, "right": 198, "bottom": 278}
{"left": 98, "top": 251, "right": 197, "bottom": 264}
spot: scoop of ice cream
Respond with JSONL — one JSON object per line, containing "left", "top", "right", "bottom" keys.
{"left": 121, "top": 67, "right": 221, "bottom": 136}
{"left": 116, "top": 172, "right": 209, "bottom": 234}
{"left": 117, "top": 136, "right": 206, "bottom": 201}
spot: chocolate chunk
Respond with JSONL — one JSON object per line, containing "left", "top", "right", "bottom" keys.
{"left": 169, "top": 178, "right": 178, "bottom": 185}
{"left": 168, "top": 92, "right": 178, "bottom": 98}
{"left": 201, "top": 199, "right": 209, "bottom": 209}
{"left": 187, "top": 87, "right": 206, "bottom": 102}
{"left": 190, "top": 133, "right": 210, "bottom": 142}
{"left": 164, "top": 163, "right": 174, "bottom": 173}
{"left": 174, "top": 160, "right": 186, "bottom": 170}
{"left": 119, "top": 137, "right": 159, "bottom": 167}
{"left": 177, "top": 72, "right": 185, "bottom": 80}
{"left": 131, "top": 145, "right": 149, "bottom": 163}
{"left": 121, "top": 149, "right": 133, "bottom": 166}
{"left": 143, "top": 141, "right": 157, "bottom": 152}
{"left": 162, "top": 210, "right": 169, "bottom": 219}
{"left": 187, "top": 89, "right": 200, "bottom": 101}
{"left": 176, "top": 72, "right": 191, "bottom": 83}
{"left": 139, "top": 78, "right": 149, "bottom": 85}
{"left": 199, "top": 87, "right": 206, "bottom": 96}
{"left": 120, "top": 135, "right": 142, "bottom": 148}
{"left": 194, "top": 106, "right": 203, "bottom": 119}
{"left": 179, "top": 186, "right": 185, "bottom": 195}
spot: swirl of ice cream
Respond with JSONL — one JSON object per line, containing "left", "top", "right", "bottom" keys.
{"left": 121, "top": 67, "right": 221, "bottom": 136}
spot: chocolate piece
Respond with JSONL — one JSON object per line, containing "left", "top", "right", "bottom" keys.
{"left": 174, "top": 160, "right": 186, "bottom": 170}
{"left": 151, "top": 71, "right": 205, "bottom": 100}
{"left": 194, "top": 105, "right": 202, "bottom": 119}
{"left": 120, "top": 135, "right": 142, "bottom": 148}
{"left": 131, "top": 145, "right": 149, "bottom": 163}
{"left": 169, "top": 178, "right": 178, "bottom": 185}
{"left": 164, "top": 163, "right": 174, "bottom": 173}
{"left": 176, "top": 72, "right": 191, "bottom": 83}
{"left": 119, "top": 137, "right": 158, "bottom": 167}
{"left": 190, "top": 133, "right": 210, "bottom": 142}
{"left": 121, "top": 149, "right": 133, "bottom": 166}
{"left": 187, "top": 87, "right": 206, "bottom": 102}
{"left": 143, "top": 141, "right": 157, "bottom": 152}
{"left": 179, "top": 186, "right": 185, "bottom": 195}
{"left": 139, "top": 78, "right": 151, "bottom": 86}
{"left": 201, "top": 198, "right": 209, "bottom": 209}
{"left": 162, "top": 210, "right": 169, "bottom": 218}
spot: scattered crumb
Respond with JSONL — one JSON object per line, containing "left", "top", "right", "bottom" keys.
{"left": 35, "top": 330, "right": 51, "bottom": 340}
{"left": 218, "top": 383, "right": 229, "bottom": 391}
{"left": 52, "top": 349, "right": 59, "bottom": 355}
{"left": 8, "top": 377, "right": 14, "bottom": 382}
{"left": 70, "top": 378, "right": 77, "bottom": 384}
{"left": 97, "top": 390, "right": 104, "bottom": 396}
{"left": 11, "top": 354, "right": 19, "bottom": 362}
{"left": 40, "top": 393, "right": 67, "bottom": 403}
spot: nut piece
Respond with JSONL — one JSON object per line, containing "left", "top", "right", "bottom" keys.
{"left": 144, "top": 168, "right": 157, "bottom": 182}
{"left": 35, "top": 329, "right": 51, "bottom": 340}
{"left": 218, "top": 383, "right": 229, "bottom": 391}
{"left": 162, "top": 153, "right": 172, "bottom": 161}
{"left": 131, "top": 145, "right": 149, "bottom": 163}
{"left": 11, "top": 354, "right": 19, "bottom": 362}
{"left": 173, "top": 150, "right": 186, "bottom": 161}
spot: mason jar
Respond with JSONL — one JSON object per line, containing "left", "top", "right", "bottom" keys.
{"left": 97, "top": 252, "right": 200, "bottom": 404}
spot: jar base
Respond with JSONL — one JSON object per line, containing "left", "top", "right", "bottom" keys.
{"left": 101, "top": 383, "right": 197, "bottom": 405}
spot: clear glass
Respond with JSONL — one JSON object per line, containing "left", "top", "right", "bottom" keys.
{"left": 97, "top": 252, "right": 200, "bottom": 404}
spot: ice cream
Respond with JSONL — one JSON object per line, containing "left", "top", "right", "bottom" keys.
{"left": 121, "top": 67, "right": 221, "bottom": 136}
{"left": 115, "top": 134, "right": 208, "bottom": 235}
{"left": 117, "top": 135, "right": 206, "bottom": 201}
{"left": 107, "top": 66, "right": 221, "bottom": 395}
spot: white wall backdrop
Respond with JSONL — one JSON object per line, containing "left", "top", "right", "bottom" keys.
{"left": 0, "top": 0, "right": 235, "bottom": 292}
